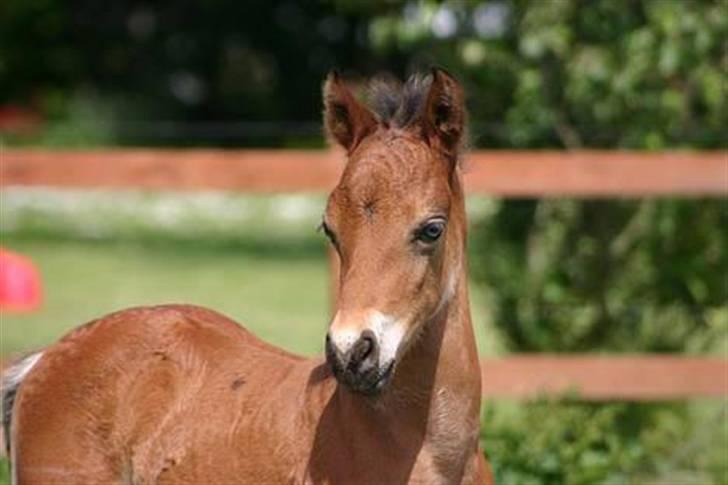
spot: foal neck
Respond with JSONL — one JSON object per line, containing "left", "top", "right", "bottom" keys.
{"left": 391, "top": 267, "right": 479, "bottom": 408}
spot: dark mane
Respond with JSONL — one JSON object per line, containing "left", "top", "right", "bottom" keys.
{"left": 367, "top": 73, "right": 432, "bottom": 129}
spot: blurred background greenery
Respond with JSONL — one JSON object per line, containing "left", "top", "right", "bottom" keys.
{"left": 1, "top": 0, "right": 726, "bottom": 483}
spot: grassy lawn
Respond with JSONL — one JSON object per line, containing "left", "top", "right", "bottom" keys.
{"left": 0, "top": 238, "right": 330, "bottom": 357}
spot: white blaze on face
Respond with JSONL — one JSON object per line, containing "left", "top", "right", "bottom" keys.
{"left": 368, "top": 311, "right": 405, "bottom": 366}
{"left": 328, "top": 312, "right": 361, "bottom": 355}
{"left": 328, "top": 310, "right": 406, "bottom": 366}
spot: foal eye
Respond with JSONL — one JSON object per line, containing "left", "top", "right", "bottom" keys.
{"left": 416, "top": 220, "right": 446, "bottom": 243}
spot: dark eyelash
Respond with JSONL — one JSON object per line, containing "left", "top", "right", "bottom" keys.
{"left": 318, "top": 221, "right": 339, "bottom": 247}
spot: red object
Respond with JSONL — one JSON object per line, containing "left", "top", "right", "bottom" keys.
{"left": 0, "top": 248, "right": 43, "bottom": 312}
{"left": 0, "top": 105, "right": 42, "bottom": 134}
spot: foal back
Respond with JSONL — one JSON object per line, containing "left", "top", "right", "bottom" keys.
{"left": 9, "top": 304, "right": 321, "bottom": 483}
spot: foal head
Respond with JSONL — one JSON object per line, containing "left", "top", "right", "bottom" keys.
{"left": 321, "top": 69, "right": 468, "bottom": 395}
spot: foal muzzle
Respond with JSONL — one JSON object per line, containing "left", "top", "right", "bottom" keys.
{"left": 325, "top": 330, "right": 394, "bottom": 395}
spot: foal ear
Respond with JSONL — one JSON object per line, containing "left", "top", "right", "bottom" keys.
{"left": 323, "top": 71, "right": 378, "bottom": 153}
{"left": 422, "top": 67, "right": 466, "bottom": 159}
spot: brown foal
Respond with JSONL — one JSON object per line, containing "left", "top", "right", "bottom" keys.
{"left": 2, "top": 69, "right": 492, "bottom": 484}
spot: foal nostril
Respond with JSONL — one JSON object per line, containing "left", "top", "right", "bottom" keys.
{"left": 351, "top": 337, "right": 372, "bottom": 362}
{"left": 348, "top": 330, "right": 379, "bottom": 371}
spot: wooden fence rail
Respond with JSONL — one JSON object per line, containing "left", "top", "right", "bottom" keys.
{"left": 480, "top": 355, "right": 727, "bottom": 400}
{"left": 1, "top": 148, "right": 726, "bottom": 400}
{"left": 1, "top": 149, "right": 726, "bottom": 196}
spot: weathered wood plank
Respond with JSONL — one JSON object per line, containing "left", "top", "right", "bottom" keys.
{"left": 480, "top": 355, "right": 728, "bottom": 400}
{"left": 2, "top": 149, "right": 725, "bottom": 196}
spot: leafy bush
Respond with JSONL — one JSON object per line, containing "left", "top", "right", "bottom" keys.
{"left": 470, "top": 198, "right": 727, "bottom": 353}
{"left": 485, "top": 401, "right": 646, "bottom": 484}
{"left": 482, "top": 399, "right": 726, "bottom": 485}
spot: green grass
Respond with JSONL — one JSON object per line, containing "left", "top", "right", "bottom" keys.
{"left": 0, "top": 238, "right": 329, "bottom": 357}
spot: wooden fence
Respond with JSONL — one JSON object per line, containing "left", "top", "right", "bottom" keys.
{"left": 2, "top": 149, "right": 725, "bottom": 196}
{"left": 1, "top": 148, "right": 726, "bottom": 400}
